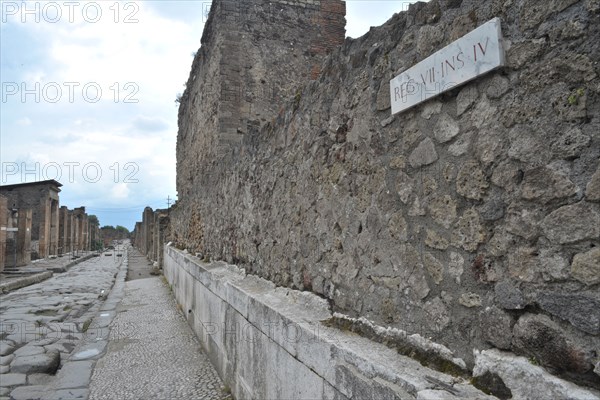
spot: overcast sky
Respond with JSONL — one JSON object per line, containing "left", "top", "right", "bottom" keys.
{"left": 0, "top": 0, "right": 421, "bottom": 230}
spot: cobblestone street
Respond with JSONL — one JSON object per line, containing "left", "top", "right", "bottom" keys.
{"left": 0, "top": 249, "right": 124, "bottom": 399}
{"left": 0, "top": 245, "right": 228, "bottom": 399}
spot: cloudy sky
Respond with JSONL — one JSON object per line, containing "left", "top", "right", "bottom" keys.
{"left": 0, "top": 0, "right": 419, "bottom": 230}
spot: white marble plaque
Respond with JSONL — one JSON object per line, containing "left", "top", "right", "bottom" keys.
{"left": 390, "top": 18, "right": 505, "bottom": 115}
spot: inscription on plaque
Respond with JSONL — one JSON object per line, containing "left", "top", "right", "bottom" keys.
{"left": 390, "top": 17, "right": 505, "bottom": 115}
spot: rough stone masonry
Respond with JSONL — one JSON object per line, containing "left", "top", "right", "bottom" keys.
{"left": 150, "top": 0, "right": 600, "bottom": 394}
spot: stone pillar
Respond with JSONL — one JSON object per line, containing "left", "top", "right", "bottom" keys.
{"left": 58, "top": 206, "right": 68, "bottom": 255}
{"left": 155, "top": 211, "right": 169, "bottom": 267}
{"left": 6, "top": 208, "right": 33, "bottom": 267}
{"left": 142, "top": 207, "right": 154, "bottom": 256}
{"left": 0, "top": 196, "right": 7, "bottom": 272}
{"left": 49, "top": 199, "right": 59, "bottom": 255}
{"left": 66, "top": 209, "right": 74, "bottom": 254}
{"left": 37, "top": 197, "right": 51, "bottom": 259}
{"left": 18, "top": 209, "right": 32, "bottom": 266}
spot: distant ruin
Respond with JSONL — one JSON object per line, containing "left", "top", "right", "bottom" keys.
{"left": 0, "top": 180, "right": 100, "bottom": 272}
{"left": 135, "top": 0, "right": 600, "bottom": 397}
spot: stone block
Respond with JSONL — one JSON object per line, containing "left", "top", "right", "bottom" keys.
{"left": 409, "top": 138, "right": 438, "bottom": 168}
{"left": 512, "top": 314, "right": 593, "bottom": 374}
{"left": 473, "top": 349, "right": 598, "bottom": 400}
{"left": 536, "top": 292, "right": 600, "bottom": 335}
{"left": 541, "top": 202, "right": 600, "bottom": 244}
{"left": 571, "top": 247, "right": 600, "bottom": 285}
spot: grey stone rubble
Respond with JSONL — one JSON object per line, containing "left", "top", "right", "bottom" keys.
{"left": 88, "top": 248, "right": 230, "bottom": 400}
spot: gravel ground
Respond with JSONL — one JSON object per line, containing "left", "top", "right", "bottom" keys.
{"left": 88, "top": 276, "right": 230, "bottom": 400}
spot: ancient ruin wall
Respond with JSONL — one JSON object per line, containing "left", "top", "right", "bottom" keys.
{"left": 172, "top": 0, "right": 600, "bottom": 389}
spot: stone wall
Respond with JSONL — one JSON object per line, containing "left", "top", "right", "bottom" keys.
{"left": 132, "top": 207, "right": 169, "bottom": 266}
{"left": 0, "top": 180, "right": 61, "bottom": 259}
{"left": 170, "top": 0, "right": 600, "bottom": 393}
{"left": 0, "top": 195, "right": 7, "bottom": 272}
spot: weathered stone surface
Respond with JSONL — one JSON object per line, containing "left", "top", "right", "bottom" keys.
{"left": 521, "top": 165, "right": 577, "bottom": 203}
{"left": 541, "top": 202, "right": 600, "bottom": 244}
{"left": 0, "top": 341, "right": 15, "bottom": 357}
{"left": 13, "top": 345, "right": 44, "bottom": 357}
{"left": 586, "top": 166, "right": 600, "bottom": 202}
{"left": 494, "top": 281, "right": 525, "bottom": 310}
{"left": 421, "top": 101, "right": 442, "bottom": 120}
{"left": 508, "top": 247, "right": 569, "bottom": 282}
{"left": 473, "top": 349, "right": 599, "bottom": 400}
{"left": 8, "top": 385, "right": 46, "bottom": 400}
{"left": 52, "top": 360, "right": 93, "bottom": 389}
{"left": 536, "top": 292, "right": 600, "bottom": 335}
{"left": 0, "top": 373, "right": 26, "bottom": 387}
{"left": 425, "top": 229, "right": 449, "bottom": 250}
{"left": 428, "top": 195, "right": 457, "bottom": 229}
{"left": 480, "top": 307, "right": 513, "bottom": 350}
{"left": 434, "top": 113, "right": 460, "bottom": 143}
{"left": 456, "top": 85, "right": 478, "bottom": 116}
{"left": 409, "top": 138, "right": 438, "bottom": 168}
{"left": 387, "top": 212, "right": 408, "bottom": 242}
{"left": 456, "top": 160, "right": 488, "bottom": 200}
{"left": 571, "top": 247, "right": 600, "bottom": 285}
{"left": 551, "top": 127, "right": 591, "bottom": 160}
{"left": 475, "top": 128, "right": 505, "bottom": 167}
{"left": 459, "top": 293, "right": 482, "bottom": 308}
{"left": 447, "top": 252, "right": 464, "bottom": 284}
{"left": 484, "top": 75, "right": 510, "bottom": 99}
{"left": 447, "top": 132, "right": 472, "bottom": 158}
{"left": 452, "top": 208, "right": 486, "bottom": 252}
{"left": 0, "top": 355, "right": 14, "bottom": 366}
{"left": 395, "top": 172, "right": 414, "bottom": 204}
{"left": 376, "top": 80, "right": 391, "bottom": 111}
{"left": 423, "top": 297, "right": 450, "bottom": 332}
{"left": 423, "top": 252, "right": 443, "bottom": 285}
{"left": 513, "top": 314, "right": 593, "bottom": 374}
{"left": 491, "top": 161, "right": 521, "bottom": 191}
{"left": 10, "top": 350, "right": 60, "bottom": 374}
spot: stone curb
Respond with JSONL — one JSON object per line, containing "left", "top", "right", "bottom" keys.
{"left": 47, "top": 253, "right": 97, "bottom": 273}
{"left": 0, "top": 272, "right": 53, "bottom": 294}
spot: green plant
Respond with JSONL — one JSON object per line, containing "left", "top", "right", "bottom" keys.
{"left": 82, "top": 319, "right": 93, "bottom": 333}
{"left": 567, "top": 87, "right": 585, "bottom": 105}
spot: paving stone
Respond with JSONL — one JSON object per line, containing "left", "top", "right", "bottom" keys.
{"left": 13, "top": 345, "right": 45, "bottom": 357}
{"left": 0, "top": 356, "right": 13, "bottom": 367}
{"left": 10, "top": 351, "right": 60, "bottom": 374}
{"left": 8, "top": 385, "right": 46, "bottom": 400}
{"left": 46, "top": 388, "right": 89, "bottom": 399}
{"left": 52, "top": 361, "right": 93, "bottom": 389}
{"left": 0, "top": 342, "right": 15, "bottom": 357}
{"left": 0, "top": 373, "right": 26, "bottom": 387}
